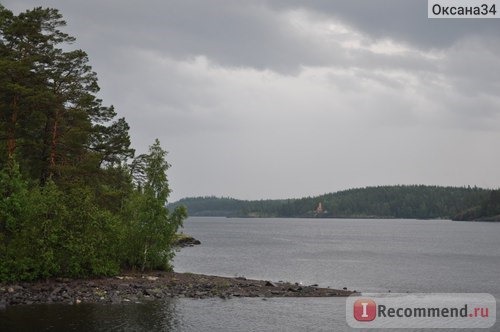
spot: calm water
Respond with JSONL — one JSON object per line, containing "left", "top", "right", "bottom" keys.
{"left": 2, "top": 217, "right": 499, "bottom": 331}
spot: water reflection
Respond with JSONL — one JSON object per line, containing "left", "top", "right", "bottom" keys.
{"left": 0, "top": 298, "right": 348, "bottom": 332}
{"left": 1, "top": 296, "right": 487, "bottom": 331}
{"left": 0, "top": 299, "right": 182, "bottom": 332}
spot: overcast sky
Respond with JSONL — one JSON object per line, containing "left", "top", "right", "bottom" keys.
{"left": 4, "top": 0, "right": 500, "bottom": 201}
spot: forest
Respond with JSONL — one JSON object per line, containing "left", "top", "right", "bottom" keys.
{"left": 0, "top": 5, "right": 186, "bottom": 282}
{"left": 170, "top": 185, "right": 500, "bottom": 220}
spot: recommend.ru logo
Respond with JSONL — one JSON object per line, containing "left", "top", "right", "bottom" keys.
{"left": 346, "top": 293, "right": 496, "bottom": 329}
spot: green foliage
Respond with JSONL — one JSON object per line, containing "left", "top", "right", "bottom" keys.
{"left": 171, "top": 196, "right": 248, "bottom": 217}
{"left": 170, "top": 185, "right": 491, "bottom": 219}
{"left": 0, "top": 175, "right": 123, "bottom": 281}
{"left": 0, "top": 162, "right": 27, "bottom": 235}
{"left": 454, "top": 189, "right": 500, "bottom": 221}
{"left": 0, "top": 5, "right": 134, "bottom": 184}
{"left": 123, "top": 140, "right": 187, "bottom": 272}
{"left": 0, "top": 169, "right": 63, "bottom": 281}
{"left": 0, "top": 5, "right": 186, "bottom": 282}
{"left": 481, "top": 190, "right": 500, "bottom": 218}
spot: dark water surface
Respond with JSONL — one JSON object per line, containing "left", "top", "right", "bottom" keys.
{"left": 1, "top": 217, "right": 499, "bottom": 331}
{"left": 1, "top": 298, "right": 346, "bottom": 332}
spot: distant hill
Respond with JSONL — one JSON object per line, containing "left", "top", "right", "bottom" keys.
{"left": 168, "top": 185, "right": 491, "bottom": 219}
{"left": 453, "top": 189, "right": 500, "bottom": 221}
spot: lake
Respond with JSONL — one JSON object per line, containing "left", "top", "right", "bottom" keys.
{"left": 2, "top": 217, "right": 499, "bottom": 331}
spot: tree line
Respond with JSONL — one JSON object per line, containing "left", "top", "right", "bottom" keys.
{"left": 0, "top": 5, "right": 186, "bottom": 282}
{"left": 170, "top": 185, "right": 499, "bottom": 220}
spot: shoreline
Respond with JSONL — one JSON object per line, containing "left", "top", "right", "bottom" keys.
{"left": 0, "top": 271, "right": 355, "bottom": 307}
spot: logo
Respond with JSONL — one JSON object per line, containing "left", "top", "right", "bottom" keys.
{"left": 346, "top": 293, "right": 496, "bottom": 329}
{"left": 353, "top": 298, "right": 376, "bottom": 321}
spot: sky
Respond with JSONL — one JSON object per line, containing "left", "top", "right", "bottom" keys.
{"left": 3, "top": 0, "right": 500, "bottom": 202}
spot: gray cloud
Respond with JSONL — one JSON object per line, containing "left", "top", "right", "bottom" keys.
{"left": 271, "top": 0, "right": 500, "bottom": 48}
{"left": 3, "top": 0, "right": 500, "bottom": 201}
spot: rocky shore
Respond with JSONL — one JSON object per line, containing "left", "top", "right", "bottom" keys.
{"left": 172, "top": 234, "right": 201, "bottom": 247}
{"left": 0, "top": 272, "right": 356, "bottom": 307}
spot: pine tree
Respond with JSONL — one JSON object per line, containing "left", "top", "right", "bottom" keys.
{"left": 0, "top": 5, "right": 134, "bottom": 184}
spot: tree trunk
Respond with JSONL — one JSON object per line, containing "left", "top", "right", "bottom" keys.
{"left": 40, "top": 108, "right": 57, "bottom": 184}
{"left": 49, "top": 108, "right": 59, "bottom": 169}
{"left": 39, "top": 106, "right": 62, "bottom": 184}
{"left": 141, "top": 244, "right": 148, "bottom": 272}
{"left": 6, "top": 96, "right": 19, "bottom": 161}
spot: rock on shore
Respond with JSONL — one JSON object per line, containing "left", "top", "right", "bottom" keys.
{"left": 172, "top": 234, "right": 201, "bottom": 247}
{"left": 0, "top": 272, "right": 355, "bottom": 307}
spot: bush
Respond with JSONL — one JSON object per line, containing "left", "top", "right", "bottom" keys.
{"left": 0, "top": 171, "right": 122, "bottom": 281}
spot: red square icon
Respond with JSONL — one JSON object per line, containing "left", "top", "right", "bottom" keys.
{"left": 353, "top": 298, "right": 377, "bottom": 321}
